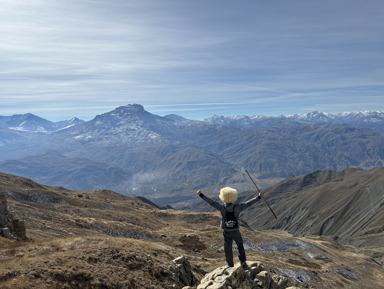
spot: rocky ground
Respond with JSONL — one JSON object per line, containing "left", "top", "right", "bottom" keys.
{"left": 1, "top": 172, "right": 383, "bottom": 288}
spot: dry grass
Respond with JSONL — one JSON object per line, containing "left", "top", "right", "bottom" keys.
{"left": 1, "top": 172, "right": 384, "bottom": 288}
{"left": 0, "top": 236, "right": 186, "bottom": 288}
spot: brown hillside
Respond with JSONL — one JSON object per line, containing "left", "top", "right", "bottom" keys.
{"left": 1, "top": 172, "right": 383, "bottom": 288}
{"left": 241, "top": 167, "right": 384, "bottom": 265}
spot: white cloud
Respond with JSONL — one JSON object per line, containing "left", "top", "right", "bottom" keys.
{"left": 0, "top": 0, "right": 383, "bottom": 120}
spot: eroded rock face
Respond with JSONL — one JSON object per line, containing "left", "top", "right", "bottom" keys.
{"left": 197, "top": 261, "right": 298, "bottom": 289}
{"left": 0, "top": 191, "right": 27, "bottom": 240}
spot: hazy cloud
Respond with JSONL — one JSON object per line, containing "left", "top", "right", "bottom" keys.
{"left": 1, "top": 0, "right": 383, "bottom": 120}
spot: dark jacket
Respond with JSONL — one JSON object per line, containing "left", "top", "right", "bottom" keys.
{"left": 199, "top": 193, "right": 260, "bottom": 231}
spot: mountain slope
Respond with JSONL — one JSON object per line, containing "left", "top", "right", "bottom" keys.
{"left": 1, "top": 172, "right": 383, "bottom": 288}
{"left": 0, "top": 144, "right": 236, "bottom": 205}
{"left": 0, "top": 153, "right": 133, "bottom": 191}
{"left": 187, "top": 123, "right": 384, "bottom": 178}
{"left": 238, "top": 167, "right": 384, "bottom": 264}
{"left": 0, "top": 128, "right": 41, "bottom": 161}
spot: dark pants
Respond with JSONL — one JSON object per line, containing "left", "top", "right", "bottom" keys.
{"left": 223, "top": 229, "right": 246, "bottom": 267}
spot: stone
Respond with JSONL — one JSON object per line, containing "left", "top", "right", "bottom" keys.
{"left": 0, "top": 227, "right": 12, "bottom": 238}
{"left": 197, "top": 266, "right": 235, "bottom": 289}
{"left": 197, "top": 261, "right": 301, "bottom": 289}
{"left": 255, "top": 271, "right": 271, "bottom": 288}
{"left": 246, "top": 262, "right": 264, "bottom": 279}
{"left": 270, "top": 274, "right": 291, "bottom": 289}
{"left": 198, "top": 265, "right": 258, "bottom": 289}
{"left": 173, "top": 255, "right": 197, "bottom": 286}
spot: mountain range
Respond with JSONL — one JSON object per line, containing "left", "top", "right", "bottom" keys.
{"left": 0, "top": 113, "right": 84, "bottom": 133}
{"left": 206, "top": 110, "right": 384, "bottom": 132}
{"left": 1, "top": 104, "right": 384, "bottom": 206}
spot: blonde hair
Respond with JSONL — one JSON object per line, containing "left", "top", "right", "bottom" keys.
{"left": 219, "top": 187, "right": 238, "bottom": 203}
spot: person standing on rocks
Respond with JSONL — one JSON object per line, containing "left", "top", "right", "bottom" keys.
{"left": 197, "top": 187, "right": 263, "bottom": 268}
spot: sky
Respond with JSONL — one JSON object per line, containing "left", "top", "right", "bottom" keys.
{"left": 1, "top": 0, "right": 383, "bottom": 121}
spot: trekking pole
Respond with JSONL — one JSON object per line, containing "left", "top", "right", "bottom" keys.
{"left": 245, "top": 170, "right": 277, "bottom": 219}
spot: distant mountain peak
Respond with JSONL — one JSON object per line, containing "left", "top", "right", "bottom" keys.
{"left": 119, "top": 103, "right": 144, "bottom": 111}
{"left": 68, "top": 117, "right": 81, "bottom": 123}
{"left": 98, "top": 104, "right": 149, "bottom": 120}
{"left": 4, "top": 113, "right": 53, "bottom": 133}
{"left": 164, "top": 114, "right": 188, "bottom": 122}
{"left": 295, "top": 111, "right": 331, "bottom": 120}
{"left": 115, "top": 104, "right": 145, "bottom": 114}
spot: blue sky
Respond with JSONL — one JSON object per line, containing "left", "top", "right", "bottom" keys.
{"left": 1, "top": 0, "right": 383, "bottom": 121}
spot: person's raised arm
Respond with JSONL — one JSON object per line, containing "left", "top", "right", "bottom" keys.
{"left": 196, "top": 190, "right": 222, "bottom": 210}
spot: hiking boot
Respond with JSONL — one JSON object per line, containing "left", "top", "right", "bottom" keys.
{"left": 241, "top": 262, "right": 249, "bottom": 270}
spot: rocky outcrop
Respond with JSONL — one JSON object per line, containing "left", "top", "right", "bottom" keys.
{"left": 196, "top": 262, "right": 300, "bottom": 289}
{"left": 0, "top": 191, "right": 27, "bottom": 240}
{"left": 173, "top": 255, "right": 197, "bottom": 287}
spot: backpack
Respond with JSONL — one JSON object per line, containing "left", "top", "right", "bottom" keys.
{"left": 224, "top": 209, "right": 238, "bottom": 229}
